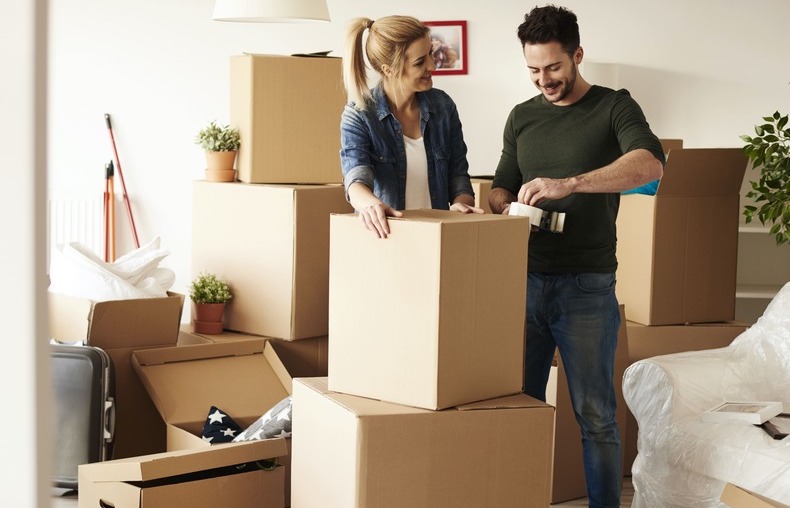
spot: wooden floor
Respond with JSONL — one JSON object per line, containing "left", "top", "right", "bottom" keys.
{"left": 51, "top": 477, "right": 635, "bottom": 507}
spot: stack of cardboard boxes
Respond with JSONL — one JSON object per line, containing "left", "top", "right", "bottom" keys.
{"left": 615, "top": 141, "right": 751, "bottom": 473}
{"left": 289, "top": 209, "right": 555, "bottom": 507}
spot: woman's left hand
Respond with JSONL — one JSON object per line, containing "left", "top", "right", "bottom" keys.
{"left": 449, "top": 202, "right": 484, "bottom": 214}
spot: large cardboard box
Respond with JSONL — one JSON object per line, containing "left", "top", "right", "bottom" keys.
{"left": 470, "top": 176, "right": 494, "bottom": 214}
{"left": 720, "top": 483, "right": 790, "bottom": 508}
{"left": 623, "top": 320, "right": 748, "bottom": 474}
{"left": 78, "top": 439, "right": 287, "bottom": 508}
{"left": 328, "top": 209, "right": 531, "bottom": 410}
{"left": 545, "top": 304, "right": 629, "bottom": 503}
{"left": 616, "top": 148, "right": 748, "bottom": 325}
{"left": 48, "top": 291, "right": 185, "bottom": 458}
{"left": 132, "top": 340, "right": 294, "bottom": 504}
{"left": 192, "top": 181, "right": 353, "bottom": 340}
{"left": 291, "top": 377, "right": 554, "bottom": 508}
{"left": 230, "top": 54, "right": 345, "bottom": 184}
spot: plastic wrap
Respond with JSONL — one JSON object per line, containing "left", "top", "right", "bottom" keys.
{"left": 623, "top": 281, "right": 790, "bottom": 508}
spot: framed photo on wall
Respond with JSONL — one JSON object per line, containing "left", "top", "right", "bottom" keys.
{"left": 424, "top": 20, "right": 467, "bottom": 75}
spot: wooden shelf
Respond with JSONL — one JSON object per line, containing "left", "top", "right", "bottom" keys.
{"left": 736, "top": 284, "right": 782, "bottom": 299}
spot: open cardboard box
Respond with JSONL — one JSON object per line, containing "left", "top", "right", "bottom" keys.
{"left": 132, "top": 340, "right": 294, "bottom": 504}
{"left": 78, "top": 438, "right": 287, "bottom": 508}
{"left": 291, "top": 377, "right": 554, "bottom": 508}
{"left": 48, "top": 291, "right": 185, "bottom": 458}
{"left": 616, "top": 148, "right": 748, "bottom": 325}
{"left": 328, "top": 209, "right": 530, "bottom": 410}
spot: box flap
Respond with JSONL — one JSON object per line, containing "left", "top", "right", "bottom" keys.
{"left": 456, "top": 393, "right": 551, "bottom": 411}
{"left": 656, "top": 148, "right": 747, "bottom": 197}
{"left": 720, "top": 483, "right": 790, "bottom": 508}
{"left": 79, "top": 438, "right": 287, "bottom": 483}
{"left": 659, "top": 139, "right": 683, "bottom": 153}
{"left": 132, "top": 341, "right": 290, "bottom": 427}
{"left": 48, "top": 292, "right": 184, "bottom": 348}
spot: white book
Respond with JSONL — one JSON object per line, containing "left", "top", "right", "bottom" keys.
{"left": 701, "top": 401, "right": 783, "bottom": 425}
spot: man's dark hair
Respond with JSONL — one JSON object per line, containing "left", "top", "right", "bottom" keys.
{"left": 517, "top": 5, "right": 580, "bottom": 57}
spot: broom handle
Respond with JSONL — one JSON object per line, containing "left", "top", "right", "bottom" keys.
{"left": 104, "top": 114, "right": 140, "bottom": 248}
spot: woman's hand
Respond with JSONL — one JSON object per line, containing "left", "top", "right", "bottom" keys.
{"left": 359, "top": 203, "right": 403, "bottom": 239}
{"left": 449, "top": 202, "right": 484, "bottom": 214}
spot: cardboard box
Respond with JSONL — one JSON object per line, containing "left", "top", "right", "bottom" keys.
{"left": 230, "top": 54, "right": 345, "bottom": 184}
{"left": 177, "top": 324, "right": 328, "bottom": 379}
{"left": 659, "top": 138, "right": 683, "bottom": 153}
{"left": 470, "top": 176, "right": 494, "bottom": 214}
{"left": 616, "top": 148, "right": 748, "bottom": 325}
{"left": 545, "top": 304, "right": 629, "bottom": 503}
{"left": 192, "top": 181, "right": 353, "bottom": 340}
{"left": 328, "top": 209, "right": 531, "bottom": 410}
{"left": 78, "top": 439, "right": 287, "bottom": 508}
{"left": 48, "top": 291, "right": 185, "bottom": 458}
{"left": 623, "top": 320, "right": 748, "bottom": 474}
{"left": 132, "top": 340, "right": 295, "bottom": 505}
{"left": 720, "top": 483, "right": 790, "bottom": 508}
{"left": 291, "top": 377, "right": 554, "bottom": 508}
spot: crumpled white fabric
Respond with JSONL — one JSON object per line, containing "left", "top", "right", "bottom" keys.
{"left": 48, "top": 237, "right": 175, "bottom": 301}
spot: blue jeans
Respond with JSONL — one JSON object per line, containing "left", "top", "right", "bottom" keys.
{"left": 524, "top": 272, "right": 622, "bottom": 508}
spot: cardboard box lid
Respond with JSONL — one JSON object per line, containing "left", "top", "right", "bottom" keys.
{"left": 79, "top": 438, "right": 287, "bottom": 483}
{"left": 48, "top": 291, "right": 185, "bottom": 348}
{"left": 298, "top": 378, "right": 550, "bottom": 416}
{"left": 132, "top": 340, "right": 291, "bottom": 428}
{"left": 720, "top": 483, "right": 790, "bottom": 508}
{"left": 656, "top": 148, "right": 747, "bottom": 197}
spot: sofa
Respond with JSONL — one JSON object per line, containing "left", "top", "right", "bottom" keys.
{"left": 622, "top": 281, "right": 790, "bottom": 507}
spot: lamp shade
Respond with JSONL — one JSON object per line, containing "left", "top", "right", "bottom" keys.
{"left": 212, "top": 0, "right": 330, "bottom": 23}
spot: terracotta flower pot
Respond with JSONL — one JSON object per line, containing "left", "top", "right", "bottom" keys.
{"left": 205, "top": 151, "right": 237, "bottom": 182}
{"left": 192, "top": 302, "right": 226, "bottom": 334}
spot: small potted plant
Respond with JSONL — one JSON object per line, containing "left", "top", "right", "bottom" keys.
{"left": 195, "top": 120, "right": 241, "bottom": 182}
{"left": 740, "top": 111, "right": 790, "bottom": 246}
{"left": 189, "top": 271, "right": 232, "bottom": 334}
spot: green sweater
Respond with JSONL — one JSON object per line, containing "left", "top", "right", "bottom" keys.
{"left": 493, "top": 85, "right": 665, "bottom": 273}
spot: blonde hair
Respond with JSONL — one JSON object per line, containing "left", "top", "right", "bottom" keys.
{"left": 343, "top": 15, "right": 430, "bottom": 109}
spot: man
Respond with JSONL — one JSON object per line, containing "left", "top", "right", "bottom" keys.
{"left": 488, "top": 6, "right": 664, "bottom": 508}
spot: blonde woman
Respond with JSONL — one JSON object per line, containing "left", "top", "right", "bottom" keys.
{"left": 340, "top": 15, "right": 481, "bottom": 238}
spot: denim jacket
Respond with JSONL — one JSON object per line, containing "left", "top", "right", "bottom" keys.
{"left": 340, "top": 84, "right": 474, "bottom": 210}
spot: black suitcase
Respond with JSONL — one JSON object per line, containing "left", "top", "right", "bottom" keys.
{"left": 50, "top": 343, "right": 116, "bottom": 489}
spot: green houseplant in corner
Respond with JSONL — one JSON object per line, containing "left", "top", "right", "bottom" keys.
{"left": 195, "top": 120, "right": 241, "bottom": 183}
{"left": 740, "top": 111, "right": 790, "bottom": 246}
{"left": 189, "top": 271, "right": 233, "bottom": 334}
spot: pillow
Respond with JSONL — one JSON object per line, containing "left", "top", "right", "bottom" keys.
{"left": 201, "top": 406, "right": 243, "bottom": 444}
{"left": 233, "top": 396, "right": 292, "bottom": 442}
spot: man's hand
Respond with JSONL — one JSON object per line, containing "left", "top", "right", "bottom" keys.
{"left": 358, "top": 203, "right": 403, "bottom": 239}
{"left": 517, "top": 177, "right": 574, "bottom": 206}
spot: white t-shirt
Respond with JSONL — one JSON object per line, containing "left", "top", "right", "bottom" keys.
{"left": 403, "top": 135, "right": 431, "bottom": 209}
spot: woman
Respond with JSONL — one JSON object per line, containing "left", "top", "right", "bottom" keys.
{"left": 341, "top": 15, "right": 481, "bottom": 238}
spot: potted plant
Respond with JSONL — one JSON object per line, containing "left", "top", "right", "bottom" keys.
{"left": 195, "top": 120, "right": 241, "bottom": 182}
{"left": 189, "top": 271, "right": 232, "bottom": 334}
{"left": 740, "top": 111, "right": 790, "bottom": 246}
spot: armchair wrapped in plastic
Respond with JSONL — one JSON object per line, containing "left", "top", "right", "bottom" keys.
{"left": 623, "top": 281, "right": 790, "bottom": 507}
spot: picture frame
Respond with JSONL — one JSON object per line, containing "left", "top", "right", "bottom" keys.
{"left": 424, "top": 20, "right": 468, "bottom": 75}
{"left": 701, "top": 401, "right": 783, "bottom": 425}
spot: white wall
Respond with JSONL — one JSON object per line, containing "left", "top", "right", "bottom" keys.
{"left": 49, "top": 0, "right": 790, "bottom": 305}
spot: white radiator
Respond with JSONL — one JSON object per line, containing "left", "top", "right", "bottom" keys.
{"left": 47, "top": 197, "right": 104, "bottom": 270}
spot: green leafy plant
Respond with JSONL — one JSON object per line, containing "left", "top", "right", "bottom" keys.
{"left": 189, "top": 272, "right": 232, "bottom": 304}
{"left": 194, "top": 120, "right": 241, "bottom": 152}
{"left": 740, "top": 111, "right": 790, "bottom": 246}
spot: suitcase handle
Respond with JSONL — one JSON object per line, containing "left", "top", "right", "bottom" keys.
{"left": 104, "top": 397, "right": 116, "bottom": 443}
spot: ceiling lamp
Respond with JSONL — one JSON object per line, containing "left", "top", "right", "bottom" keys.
{"left": 212, "top": 0, "right": 330, "bottom": 23}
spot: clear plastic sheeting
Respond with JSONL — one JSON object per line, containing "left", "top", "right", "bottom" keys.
{"left": 623, "top": 281, "right": 790, "bottom": 508}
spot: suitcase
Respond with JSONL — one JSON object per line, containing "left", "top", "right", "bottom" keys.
{"left": 50, "top": 343, "right": 116, "bottom": 489}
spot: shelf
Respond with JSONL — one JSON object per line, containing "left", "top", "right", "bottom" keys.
{"left": 736, "top": 284, "right": 782, "bottom": 299}
{"left": 738, "top": 225, "right": 772, "bottom": 234}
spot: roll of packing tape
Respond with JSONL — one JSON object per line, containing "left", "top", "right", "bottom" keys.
{"left": 508, "top": 202, "right": 542, "bottom": 227}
